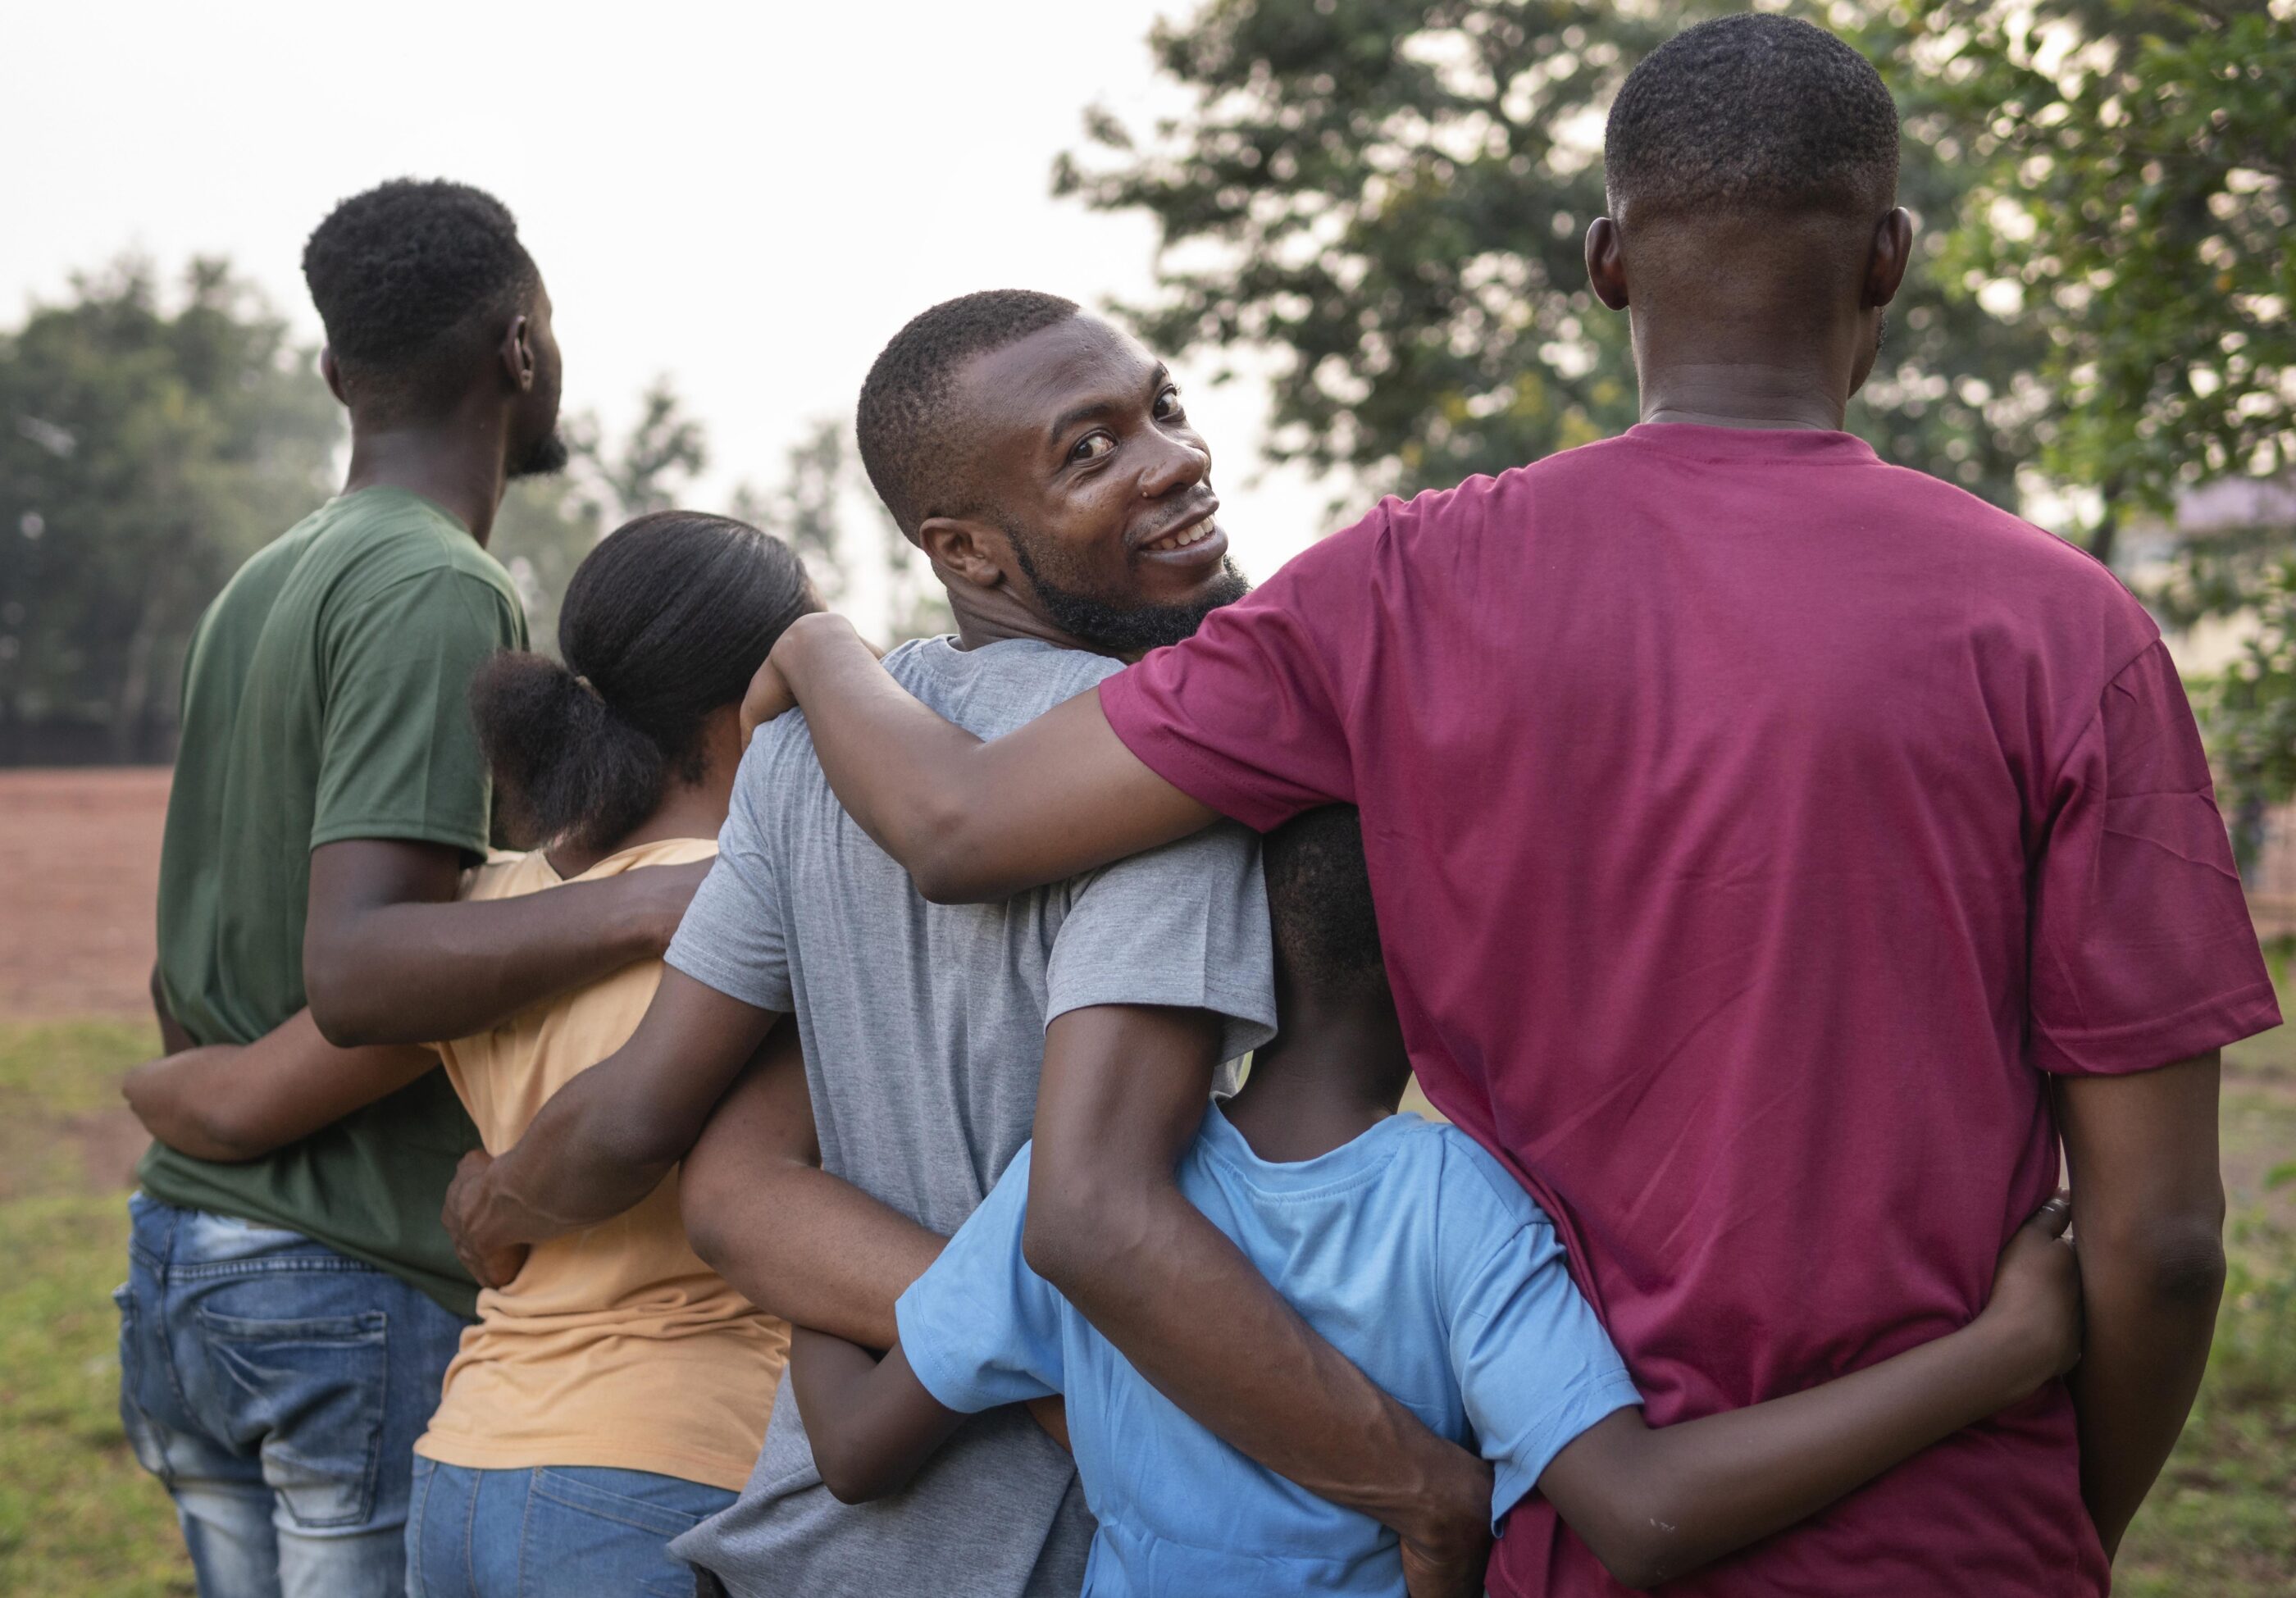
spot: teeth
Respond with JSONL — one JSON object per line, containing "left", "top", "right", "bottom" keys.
{"left": 1148, "top": 523, "right": 1213, "bottom": 552}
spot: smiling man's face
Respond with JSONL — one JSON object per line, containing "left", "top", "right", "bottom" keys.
{"left": 945, "top": 314, "right": 1247, "bottom": 653}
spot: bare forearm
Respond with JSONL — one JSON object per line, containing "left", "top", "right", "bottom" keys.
{"left": 690, "top": 1163, "right": 945, "bottom": 1349}
{"left": 2055, "top": 1053, "right": 2227, "bottom": 1558}
{"left": 123, "top": 1011, "right": 438, "bottom": 1162}
{"left": 1558, "top": 1323, "right": 2043, "bottom": 1588}
{"left": 2070, "top": 1249, "right": 2224, "bottom": 1555}
{"left": 789, "top": 1329, "right": 966, "bottom": 1503}
{"left": 456, "top": 976, "right": 780, "bottom": 1259}
{"left": 125, "top": 1048, "right": 265, "bottom": 1161}
{"left": 307, "top": 881, "right": 665, "bottom": 1046}
{"left": 1031, "top": 1175, "right": 1487, "bottom": 1541}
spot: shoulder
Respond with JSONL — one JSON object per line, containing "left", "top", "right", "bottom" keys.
{"left": 1424, "top": 1123, "right": 1551, "bottom": 1235}
{"left": 326, "top": 491, "right": 519, "bottom": 604}
{"left": 889, "top": 637, "right": 1126, "bottom": 735}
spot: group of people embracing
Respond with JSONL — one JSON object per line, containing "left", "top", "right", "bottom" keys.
{"left": 115, "top": 16, "right": 2275, "bottom": 1598}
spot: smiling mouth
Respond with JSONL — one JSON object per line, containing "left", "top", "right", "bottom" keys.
{"left": 1138, "top": 497, "right": 1222, "bottom": 554}
{"left": 1142, "top": 520, "right": 1219, "bottom": 553}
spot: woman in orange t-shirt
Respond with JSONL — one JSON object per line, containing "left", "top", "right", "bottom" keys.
{"left": 126, "top": 511, "right": 819, "bottom": 1596}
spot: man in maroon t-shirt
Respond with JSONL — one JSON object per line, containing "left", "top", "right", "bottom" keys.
{"left": 754, "top": 16, "right": 2276, "bottom": 1596}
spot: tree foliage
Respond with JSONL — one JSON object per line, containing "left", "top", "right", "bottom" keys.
{"left": 0, "top": 261, "right": 340, "bottom": 759}
{"left": 1, "top": 269, "right": 940, "bottom": 760}
{"left": 1908, "top": 0, "right": 2296, "bottom": 815}
{"left": 1070, "top": 0, "right": 2296, "bottom": 817}
{"left": 1911, "top": 0, "right": 2294, "bottom": 552}
{"left": 1058, "top": 0, "right": 2048, "bottom": 514}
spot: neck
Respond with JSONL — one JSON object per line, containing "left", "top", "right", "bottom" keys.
{"left": 341, "top": 397, "right": 515, "bottom": 545}
{"left": 1221, "top": 983, "right": 1412, "bottom": 1163}
{"left": 1633, "top": 348, "right": 1853, "bottom": 432}
{"left": 544, "top": 769, "right": 734, "bottom": 880}
{"left": 1629, "top": 289, "right": 1868, "bottom": 434}
{"left": 945, "top": 582, "right": 1125, "bottom": 659}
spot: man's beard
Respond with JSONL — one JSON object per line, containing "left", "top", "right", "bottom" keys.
{"left": 511, "top": 426, "right": 571, "bottom": 480}
{"left": 1009, "top": 523, "right": 1250, "bottom": 654}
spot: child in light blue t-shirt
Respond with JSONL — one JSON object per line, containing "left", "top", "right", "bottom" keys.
{"left": 788, "top": 808, "right": 2080, "bottom": 1596}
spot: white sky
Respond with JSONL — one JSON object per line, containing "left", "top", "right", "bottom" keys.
{"left": 3, "top": 0, "right": 1332, "bottom": 628}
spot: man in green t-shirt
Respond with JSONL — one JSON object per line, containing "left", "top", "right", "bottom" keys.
{"left": 118, "top": 180, "right": 701, "bottom": 1598}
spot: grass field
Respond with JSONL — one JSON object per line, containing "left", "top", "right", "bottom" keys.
{"left": 1, "top": 1012, "right": 2289, "bottom": 1596}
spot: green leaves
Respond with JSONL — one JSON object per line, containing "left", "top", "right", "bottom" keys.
{"left": 0, "top": 261, "right": 341, "bottom": 759}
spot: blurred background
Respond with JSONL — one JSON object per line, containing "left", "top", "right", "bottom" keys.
{"left": 1, "top": 2, "right": 2290, "bottom": 1593}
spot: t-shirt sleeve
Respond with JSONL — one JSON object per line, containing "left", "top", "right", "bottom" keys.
{"left": 2029, "top": 640, "right": 2281, "bottom": 1076}
{"left": 1045, "top": 819, "right": 1278, "bottom": 1063}
{"left": 895, "top": 1145, "right": 1067, "bottom": 1413}
{"left": 664, "top": 732, "right": 793, "bottom": 1012}
{"left": 1437, "top": 1136, "right": 1642, "bottom": 1528}
{"left": 312, "top": 569, "right": 522, "bottom": 855}
{"left": 1097, "top": 511, "right": 1379, "bottom": 832}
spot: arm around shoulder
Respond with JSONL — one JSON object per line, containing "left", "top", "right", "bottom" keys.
{"left": 767, "top": 614, "right": 1216, "bottom": 902}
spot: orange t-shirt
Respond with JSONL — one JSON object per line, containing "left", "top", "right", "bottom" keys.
{"left": 413, "top": 839, "right": 787, "bottom": 1490}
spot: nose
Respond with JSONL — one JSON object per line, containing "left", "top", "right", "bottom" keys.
{"left": 1137, "top": 429, "right": 1210, "bottom": 499}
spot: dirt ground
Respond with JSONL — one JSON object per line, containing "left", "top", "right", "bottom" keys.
{"left": 0, "top": 768, "right": 170, "bottom": 1020}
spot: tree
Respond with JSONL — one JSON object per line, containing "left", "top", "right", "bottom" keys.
{"left": 1908, "top": 1, "right": 2295, "bottom": 819}
{"left": 0, "top": 260, "right": 341, "bottom": 759}
{"left": 1057, "top": 0, "right": 2046, "bottom": 514}
{"left": 1911, "top": 0, "right": 2294, "bottom": 562}
{"left": 1069, "top": 0, "right": 2296, "bottom": 822}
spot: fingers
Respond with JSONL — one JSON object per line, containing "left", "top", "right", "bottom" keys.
{"left": 2029, "top": 1191, "right": 2073, "bottom": 1237}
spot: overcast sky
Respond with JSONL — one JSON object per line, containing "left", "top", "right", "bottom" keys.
{"left": 4, "top": 0, "right": 1332, "bottom": 624}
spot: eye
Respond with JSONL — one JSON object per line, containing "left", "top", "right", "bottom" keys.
{"left": 1070, "top": 432, "right": 1117, "bottom": 464}
{"left": 1153, "top": 385, "right": 1185, "bottom": 421}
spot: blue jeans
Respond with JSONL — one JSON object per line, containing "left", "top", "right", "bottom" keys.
{"left": 116, "top": 1193, "right": 471, "bottom": 1598}
{"left": 405, "top": 1458, "right": 733, "bottom": 1598}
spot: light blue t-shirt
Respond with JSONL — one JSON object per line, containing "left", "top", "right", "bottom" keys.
{"left": 895, "top": 1108, "right": 1642, "bottom": 1597}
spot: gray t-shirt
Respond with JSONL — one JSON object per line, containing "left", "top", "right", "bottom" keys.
{"left": 665, "top": 636, "right": 1277, "bottom": 1598}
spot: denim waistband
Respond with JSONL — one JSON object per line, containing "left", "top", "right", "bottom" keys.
{"left": 128, "top": 1191, "right": 385, "bottom": 1281}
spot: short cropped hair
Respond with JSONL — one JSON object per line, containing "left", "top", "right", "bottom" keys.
{"left": 1264, "top": 805, "right": 1387, "bottom": 995}
{"left": 1605, "top": 15, "right": 1899, "bottom": 220}
{"left": 302, "top": 179, "right": 540, "bottom": 419}
{"left": 855, "top": 289, "right": 1079, "bottom": 536}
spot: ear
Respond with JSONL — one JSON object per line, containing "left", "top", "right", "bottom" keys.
{"left": 499, "top": 313, "right": 537, "bottom": 394}
{"left": 319, "top": 348, "right": 348, "bottom": 407}
{"left": 915, "top": 514, "right": 1012, "bottom": 592}
{"left": 1863, "top": 207, "right": 1915, "bottom": 309}
{"left": 1585, "top": 217, "right": 1629, "bottom": 311}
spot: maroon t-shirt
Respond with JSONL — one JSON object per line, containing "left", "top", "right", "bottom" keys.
{"left": 1100, "top": 424, "right": 2278, "bottom": 1597}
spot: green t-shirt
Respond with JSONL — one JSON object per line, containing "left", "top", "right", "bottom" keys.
{"left": 145, "top": 486, "right": 527, "bottom": 1316}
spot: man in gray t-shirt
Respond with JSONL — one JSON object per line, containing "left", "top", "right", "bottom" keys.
{"left": 441, "top": 289, "right": 1305, "bottom": 1598}
{"left": 664, "top": 636, "right": 1273, "bottom": 1596}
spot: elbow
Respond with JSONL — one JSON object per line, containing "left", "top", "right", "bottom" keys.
{"left": 2136, "top": 1219, "right": 2230, "bottom": 1309}
{"left": 1021, "top": 1164, "right": 1149, "bottom": 1301}
{"left": 809, "top": 1435, "right": 904, "bottom": 1505}
{"left": 677, "top": 1144, "right": 745, "bottom": 1277}
{"left": 122, "top": 1068, "right": 262, "bottom": 1163}
{"left": 897, "top": 804, "right": 1000, "bottom": 906}
{"left": 2092, "top": 1199, "right": 2229, "bottom": 1309}
{"left": 1586, "top": 1530, "right": 1670, "bottom": 1593}
{"left": 303, "top": 946, "right": 385, "bottom": 1048}
{"left": 1570, "top": 1512, "right": 1677, "bottom": 1593}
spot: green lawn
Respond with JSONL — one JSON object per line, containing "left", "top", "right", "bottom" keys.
{"left": 1, "top": 1017, "right": 2289, "bottom": 1596}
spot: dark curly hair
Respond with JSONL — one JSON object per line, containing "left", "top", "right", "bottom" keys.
{"left": 1264, "top": 805, "right": 1387, "bottom": 996}
{"left": 302, "top": 178, "right": 540, "bottom": 421}
{"left": 1605, "top": 15, "right": 1899, "bottom": 221}
{"left": 856, "top": 289, "right": 1079, "bottom": 537}
{"left": 469, "top": 512, "right": 819, "bottom": 853}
